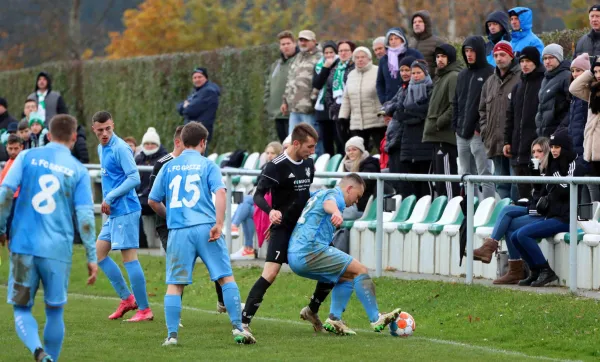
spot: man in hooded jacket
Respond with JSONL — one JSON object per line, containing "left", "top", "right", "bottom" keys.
{"left": 508, "top": 7, "right": 544, "bottom": 58}
{"left": 26, "top": 72, "right": 69, "bottom": 125}
{"left": 484, "top": 11, "right": 512, "bottom": 66}
{"left": 410, "top": 10, "right": 444, "bottom": 76}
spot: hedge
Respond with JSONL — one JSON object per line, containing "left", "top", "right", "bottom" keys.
{"left": 0, "top": 28, "right": 588, "bottom": 162}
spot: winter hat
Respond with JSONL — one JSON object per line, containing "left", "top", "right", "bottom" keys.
{"left": 192, "top": 67, "right": 208, "bottom": 79}
{"left": 353, "top": 46, "right": 373, "bottom": 60}
{"left": 385, "top": 28, "right": 407, "bottom": 48}
{"left": 542, "top": 44, "right": 563, "bottom": 63}
{"left": 493, "top": 40, "right": 514, "bottom": 58}
{"left": 345, "top": 136, "right": 366, "bottom": 154}
{"left": 411, "top": 60, "right": 429, "bottom": 76}
{"left": 28, "top": 111, "right": 44, "bottom": 127}
{"left": 549, "top": 128, "right": 572, "bottom": 151}
{"left": 519, "top": 46, "right": 541, "bottom": 67}
{"left": 7, "top": 122, "right": 17, "bottom": 133}
{"left": 18, "top": 119, "right": 29, "bottom": 131}
{"left": 571, "top": 53, "right": 591, "bottom": 71}
{"left": 434, "top": 44, "right": 457, "bottom": 64}
{"left": 322, "top": 40, "right": 338, "bottom": 54}
{"left": 142, "top": 127, "right": 160, "bottom": 146}
{"left": 0, "top": 97, "right": 7, "bottom": 109}
{"left": 399, "top": 56, "right": 417, "bottom": 69}
{"left": 590, "top": 4, "right": 600, "bottom": 13}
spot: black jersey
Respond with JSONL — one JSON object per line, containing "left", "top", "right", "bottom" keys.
{"left": 254, "top": 152, "right": 315, "bottom": 229}
{"left": 149, "top": 153, "right": 174, "bottom": 234}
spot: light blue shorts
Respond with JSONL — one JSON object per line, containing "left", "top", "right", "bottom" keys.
{"left": 98, "top": 211, "right": 141, "bottom": 250}
{"left": 288, "top": 246, "right": 353, "bottom": 284}
{"left": 166, "top": 224, "right": 233, "bottom": 284}
{"left": 7, "top": 253, "right": 71, "bottom": 307}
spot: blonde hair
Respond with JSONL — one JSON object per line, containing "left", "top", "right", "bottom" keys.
{"left": 532, "top": 137, "right": 550, "bottom": 172}
{"left": 266, "top": 141, "right": 283, "bottom": 155}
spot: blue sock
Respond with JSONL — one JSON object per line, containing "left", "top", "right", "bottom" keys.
{"left": 98, "top": 257, "right": 131, "bottom": 300}
{"left": 329, "top": 281, "right": 353, "bottom": 320}
{"left": 221, "top": 281, "right": 243, "bottom": 331}
{"left": 124, "top": 260, "right": 149, "bottom": 310}
{"left": 13, "top": 306, "right": 42, "bottom": 354}
{"left": 44, "top": 307, "right": 64, "bottom": 361}
{"left": 353, "top": 274, "right": 379, "bottom": 323}
{"left": 164, "top": 294, "right": 181, "bottom": 336}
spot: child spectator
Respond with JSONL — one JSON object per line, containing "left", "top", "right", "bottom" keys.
{"left": 28, "top": 111, "right": 47, "bottom": 148}
{"left": 17, "top": 119, "right": 31, "bottom": 149}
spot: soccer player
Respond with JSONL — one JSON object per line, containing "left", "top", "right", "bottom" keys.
{"left": 288, "top": 174, "right": 401, "bottom": 335}
{"left": 0, "top": 135, "right": 24, "bottom": 239}
{"left": 92, "top": 111, "right": 153, "bottom": 322}
{"left": 148, "top": 122, "right": 255, "bottom": 345}
{"left": 0, "top": 115, "right": 98, "bottom": 362}
{"left": 241, "top": 123, "right": 333, "bottom": 332}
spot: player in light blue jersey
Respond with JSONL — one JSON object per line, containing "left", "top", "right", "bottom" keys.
{"left": 91, "top": 111, "right": 153, "bottom": 322}
{"left": 149, "top": 122, "right": 256, "bottom": 345}
{"left": 0, "top": 115, "right": 98, "bottom": 362}
{"left": 288, "top": 174, "right": 401, "bottom": 336}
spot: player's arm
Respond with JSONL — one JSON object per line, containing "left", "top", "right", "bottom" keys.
{"left": 104, "top": 145, "right": 141, "bottom": 206}
{"left": 72, "top": 167, "right": 98, "bottom": 284}
{"left": 148, "top": 166, "right": 167, "bottom": 219}
{"left": 323, "top": 198, "right": 343, "bottom": 228}
{"left": 0, "top": 153, "right": 25, "bottom": 241}
{"left": 253, "top": 162, "right": 281, "bottom": 224}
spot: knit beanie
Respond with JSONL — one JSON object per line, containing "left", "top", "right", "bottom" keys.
{"left": 549, "top": 128, "right": 572, "bottom": 151}
{"left": 493, "top": 40, "right": 514, "bottom": 58}
{"left": 571, "top": 53, "right": 591, "bottom": 71}
{"left": 28, "top": 111, "right": 44, "bottom": 127}
{"left": 345, "top": 136, "right": 366, "bottom": 154}
{"left": 399, "top": 56, "right": 417, "bottom": 69}
{"left": 411, "top": 60, "right": 429, "bottom": 76}
{"left": 542, "top": 44, "right": 564, "bottom": 63}
{"left": 590, "top": 4, "right": 600, "bottom": 13}
{"left": 142, "top": 127, "right": 160, "bottom": 146}
{"left": 519, "top": 46, "right": 541, "bottom": 67}
{"left": 192, "top": 67, "right": 208, "bottom": 79}
{"left": 353, "top": 46, "right": 373, "bottom": 60}
{"left": 434, "top": 44, "right": 457, "bottom": 64}
{"left": 7, "top": 122, "right": 17, "bottom": 133}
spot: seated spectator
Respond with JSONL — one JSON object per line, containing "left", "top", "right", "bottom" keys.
{"left": 230, "top": 141, "right": 283, "bottom": 260}
{"left": 136, "top": 127, "right": 168, "bottom": 216}
{"left": 514, "top": 129, "right": 582, "bottom": 287}
{"left": 473, "top": 137, "right": 549, "bottom": 284}
{"left": 28, "top": 112, "right": 48, "bottom": 148}
{"left": 124, "top": 136, "right": 138, "bottom": 155}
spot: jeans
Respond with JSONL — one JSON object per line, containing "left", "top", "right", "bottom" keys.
{"left": 490, "top": 205, "right": 544, "bottom": 259}
{"left": 456, "top": 135, "right": 495, "bottom": 199}
{"left": 513, "top": 218, "right": 569, "bottom": 267}
{"left": 232, "top": 195, "right": 255, "bottom": 248}
{"left": 491, "top": 155, "right": 518, "bottom": 201}
{"left": 289, "top": 112, "right": 324, "bottom": 155}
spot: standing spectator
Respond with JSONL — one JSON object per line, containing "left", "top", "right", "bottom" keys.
{"left": 313, "top": 41, "right": 339, "bottom": 156}
{"left": 339, "top": 47, "right": 385, "bottom": 152}
{"left": 505, "top": 47, "right": 546, "bottom": 200}
{"left": 72, "top": 124, "right": 89, "bottom": 163}
{"left": 376, "top": 27, "right": 424, "bottom": 104}
{"left": 508, "top": 7, "right": 544, "bottom": 58}
{"left": 26, "top": 72, "right": 69, "bottom": 125}
{"left": 575, "top": 5, "right": 600, "bottom": 57}
{"left": 136, "top": 127, "right": 168, "bottom": 216}
{"left": 372, "top": 37, "right": 387, "bottom": 60}
{"left": 535, "top": 44, "right": 571, "bottom": 137}
{"left": 480, "top": 41, "right": 521, "bottom": 201}
{"left": 423, "top": 44, "right": 462, "bottom": 198}
{"left": 177, "top": 67, "right": 220, "bottom": 151}
{"left": 264, "top": 31, "right": 299, "bottom": 142}
{"left": 326, "top": 41, "right": 357, "bottom": 153}
{"left": 410, "top": 10, "right": 444, "bottom": 76}
{"left": 484, "top": 11, "right": 512, "bottom": 66}
{"left": 453, "top": 36, "right": 495, "bottom": 199}
{"left": 0, "top": 97, "right": 18, "bottom": 131}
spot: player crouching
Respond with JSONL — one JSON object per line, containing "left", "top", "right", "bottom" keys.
{"left": 288, "top": 174, "right": 400, "bottom": 335}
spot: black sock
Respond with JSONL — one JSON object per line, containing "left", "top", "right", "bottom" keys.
{"left": 215, "top": 281, "right": 224, "bottom": 305}
{"left": 308, "top": 282, "right": 334, "bottom": 313}
{"left": 242, "top": 276, "right": 271, "bottom": 324}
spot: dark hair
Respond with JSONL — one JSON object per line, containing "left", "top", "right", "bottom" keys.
{"left": 291, "top": 123, "right": 318, "bottom": 144}
{"left": 341, "top": 173, "right": 366, "bottom": 189}
{"left": 278, "top": 30, "right": 294, "bottom": 42}
{"left": 337, "top": 40, "right": 357, "bottom": 52}
{"left": 181, "top": 122, "right": 209, "bottom": 147}
{"left": 92, "top": 111, "right": 112, "bottom": 124}
{"left": 49, "top": 114, "right": 77, "bottom": 142}
{"left": 24, "top": 99, "right": 37, "bottom": 105}
{"left": 124, "top": 136, "right": 137, "bottom": 146}
{"left": 7, "top": 134, "right": 22, "bottom": 145}
{"left": 174, "top": 125, "right": 184, "bottom": 140}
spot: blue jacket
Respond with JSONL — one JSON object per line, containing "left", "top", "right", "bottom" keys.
{"left": 568, "top": 96, "right": 590, "bottom": 173}
{"left": 509, "top": 7, "right": 544, "bottom": 58}
{"left": 485, "top": 11, "right": 512, "bottom": 66}
{"left": 177, "top": 80, "right": 221, "bottom": 126}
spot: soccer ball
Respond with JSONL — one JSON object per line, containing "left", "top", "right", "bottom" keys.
{"left": 390, "top": 312, "right": 416, "bottom": 337}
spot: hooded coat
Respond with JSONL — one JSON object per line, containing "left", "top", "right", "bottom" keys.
{"left": 508, "top": 7, "right": 544, "bottom": 57}
{"left": 423, "top": 59, "right": 461, "bottom": 145}
{"left": 26, "top": 72, "right": 69, "bottom": 124}
{"left": 397, "top": 78, "right": 434, "bottom": 162}
{"left": 410, "top": 11, "right": 444, "bottom": 76}
{"left": 376, "top": 27, "right": 424, "bottom": 103}
{"left": 535, "top": 60, "right": 571, "bottom": 137}
{"left": 484, "top": 11, "right": 512, "bottom": 66}
{"left": 452, "top": 36, "right": 494, "bottom": 139}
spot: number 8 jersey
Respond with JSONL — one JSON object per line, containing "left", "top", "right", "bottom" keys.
{"left": 149, "top": 149, "right": 225, "bottom": 229}
{"left": 1, "top": 143, "right": 93, "bottom": 263}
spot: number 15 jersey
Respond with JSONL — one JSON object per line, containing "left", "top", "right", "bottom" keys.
{"left": 149, "top": 149, "right": 225, "bottom": 230}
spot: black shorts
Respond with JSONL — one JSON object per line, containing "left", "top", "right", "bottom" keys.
{"left": 266, "top": 226, "right": 293, "bottom": 264}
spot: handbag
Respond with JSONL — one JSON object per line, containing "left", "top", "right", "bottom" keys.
{"left": 535, "top": 185, "right": 555, "bottom": 216}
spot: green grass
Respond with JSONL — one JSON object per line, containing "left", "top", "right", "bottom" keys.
{"left": 1, "top": 246, "right": 599, "bottom": 361}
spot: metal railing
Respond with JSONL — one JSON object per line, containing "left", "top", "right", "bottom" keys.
{"left": 83, "top": 164, "right": 600, "bottom": 293}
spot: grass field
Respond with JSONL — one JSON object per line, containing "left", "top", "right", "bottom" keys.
{"left": 1, "top": 246, "right": 599, "bottom": 361}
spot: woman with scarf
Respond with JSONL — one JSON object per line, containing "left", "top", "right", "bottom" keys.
{"left": 376, "top": 27, "right": 424, "bottom": 104}
{"left": 312, "top": 41, "right": 339, "bottom": 156}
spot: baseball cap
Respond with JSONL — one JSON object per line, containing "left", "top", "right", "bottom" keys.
{"left": 298, "top": 30, "right": 316, "bottom": 41}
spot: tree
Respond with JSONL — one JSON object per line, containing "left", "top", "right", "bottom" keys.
{"left": 564, "top": 0, "right": 591, "bottom": 30}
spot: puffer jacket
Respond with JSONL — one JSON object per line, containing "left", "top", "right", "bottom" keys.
{"left": 452, "top": 36, "right": 494, "bottom": 139}
{"left": 325, "top": 60, "right": 355, "bottom": 121}
{"left": 484, "top": 11, "right": 512, "bottom": 66}
{"left": 423, "top": 61, "right": 461, "bottom": 145}
{"left": 384, "top": 80, "right": 409, "bottom": 153}
{"left": 508, "top": 7, "right": 544, "bottom": 57}
{"left": 479, "top": 61, "right": 522, "bottom": 157}
{"left": 570, "top": 70, "right": 600, "bottom": 162}
{"left": 575, "top": 30, "right": 600, "bottom": 57}
{"left": 397, "top": 80, "right": 433, "bottom": 162}
{"left": 535, "top": 60, "right": 571, "bottom": 137}
{"left": 339, "top": 63, "right": 384, "bottom": 131}
{"left": 568, "top": 95, "right": 589, "bottom": 169}
{"left": 283, "top": 45, "right": 323, "bottom": 114}
{"left": 409, "top": 10, "right": 444, "bottom": 76}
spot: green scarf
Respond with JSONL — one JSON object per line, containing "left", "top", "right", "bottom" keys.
{"left": 332, "top": 60, "right": 349, "bottom": 104}
{"left": 315, "top": 57, "right": 327, "bottom": 111}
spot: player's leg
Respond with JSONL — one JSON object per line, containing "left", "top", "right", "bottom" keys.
{"left": 215, "top": 281, "right": 226, "bottom": 313}
{"left": 163, "top": 284, "right": 184, "bottom": 346}
{"left": 301, "top": 281, "right": 334, "bottom": 331}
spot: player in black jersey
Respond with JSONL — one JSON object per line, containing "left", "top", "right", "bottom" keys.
{"left": 242, "top": 123, "right": 334, "bottom": 332}
{"left": 147, "top": 125, "right": 226, "bottom": 312}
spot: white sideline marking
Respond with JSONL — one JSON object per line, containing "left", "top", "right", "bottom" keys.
{"left": 63, "top": 292, "right": 580, "bottom": 362}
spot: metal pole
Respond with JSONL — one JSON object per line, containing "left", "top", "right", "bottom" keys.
{"left": 569, "top": 183, "right": 578, "bottom": 292}
{"left": 375, "top": 178, "right": 384, "bottom": 277}
{"left": 225, "top": 175, "right": 233, "bottom": 253}
{"left": 465, "top": 180, "right": 474, "bottom": 284}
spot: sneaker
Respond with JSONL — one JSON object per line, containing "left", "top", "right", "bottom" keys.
{"left": 125, "top": 308, "right": 154, "bottom": 322}
{"left": 300, "top": 306, "right": 324, "bottom": 332}
{"left": 231, "top": 225, "right": 240, "bottom": 237}
{"left": 242, "top": 323, "right": 252, "bottom": 333}
{"left": 108, "top": 294, "right": 138, "bottom": 320}
{"left": 34, "top": 348, "right": 53, "bottom": 362}
{"left": 162, "top": 337, "right": 178, "bottom": 346}
{"left": 230, "top": 247, "right": 256, "bottom": 260}
{"left": 371, "top": 308, "right": 401, "bottom": 333}
{"left": 323, "top": 318, "right": 356, "bottom": 336}
{"left": 233, "top": 328, "right": 257, "bottom": 344}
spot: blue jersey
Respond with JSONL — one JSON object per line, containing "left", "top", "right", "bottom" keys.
{"left": 98, "top": 134, "right": 141, "bottom": 217}
{"left": 1, "top": 143, "right": 94, "bottom": 263}
{"left": 289, "top": 188, "right": 346, "bottom": 254}
{"left": 149, "top": 149, "right": 225, "bottom": 229}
